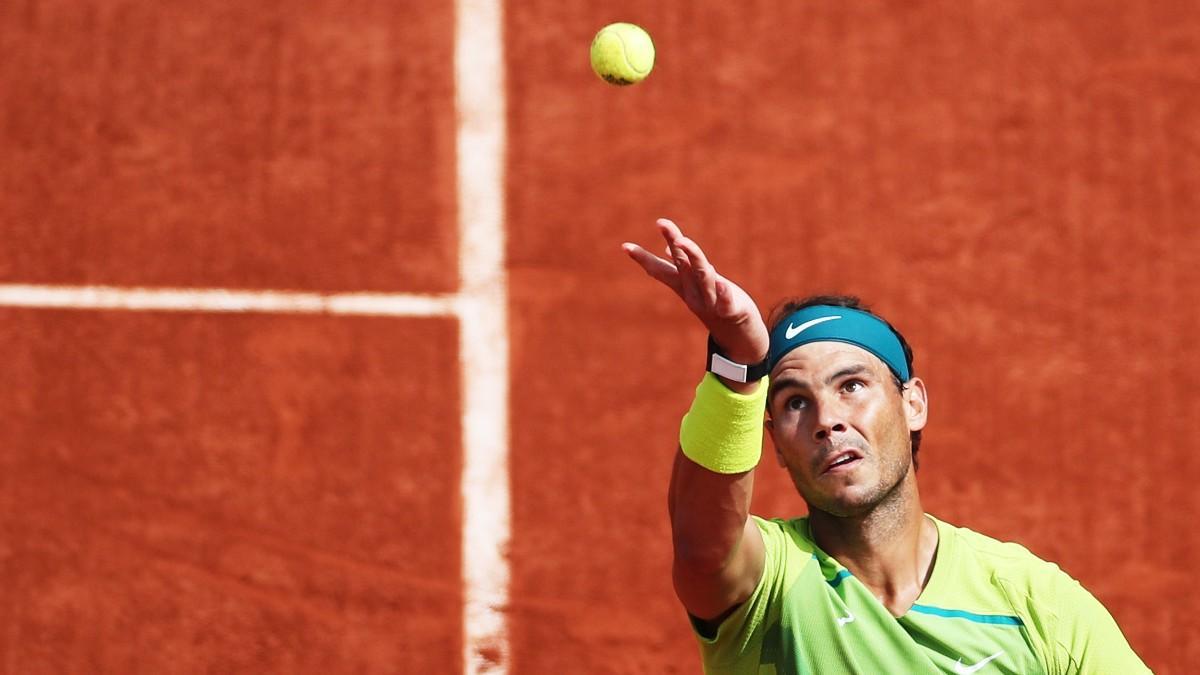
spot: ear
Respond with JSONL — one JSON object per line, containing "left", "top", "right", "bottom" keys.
{"left": 902, "top": 376, "right": 928, "bottom": 433}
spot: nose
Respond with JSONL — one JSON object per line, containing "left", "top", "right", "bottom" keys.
{"left": 812, "top": 398, "right": 848, "bottom": 443}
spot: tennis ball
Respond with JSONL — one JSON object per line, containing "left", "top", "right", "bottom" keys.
{"left": 589, "top": 22, "right": 655, "bottom": 86}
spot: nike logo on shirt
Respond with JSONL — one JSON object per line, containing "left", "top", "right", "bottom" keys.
{"left": 785, "top": 315, "right": 841, "bottom": 340}
{"left": 953, "top": 651, "right": 1004, "bottom": 674}
{"left": 835, "top": 612, "right": 855, "bottom": 626}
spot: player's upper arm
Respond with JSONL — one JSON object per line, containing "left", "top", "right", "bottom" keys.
{"left": 672, "top": 513, "right": 766, "bottom": 625}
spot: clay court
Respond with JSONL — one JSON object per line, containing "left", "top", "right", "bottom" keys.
{"left": 2, "top": 1, "right": 1198, "bottom": 673}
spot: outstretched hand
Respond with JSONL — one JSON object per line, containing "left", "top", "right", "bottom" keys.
{"left": 622, "top": 218, "right": 770, "bottom": 367}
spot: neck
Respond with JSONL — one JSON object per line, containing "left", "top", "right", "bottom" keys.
{"left": 807, "top": 472, "right": 938, "bottom": 616}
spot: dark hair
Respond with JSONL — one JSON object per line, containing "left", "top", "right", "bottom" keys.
{"left": 766, "top": 294, "right": 923, "bottom": 470}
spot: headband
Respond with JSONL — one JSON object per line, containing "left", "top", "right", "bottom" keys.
{"left": 767, "top": 305, "right": 911, "bottom": 381}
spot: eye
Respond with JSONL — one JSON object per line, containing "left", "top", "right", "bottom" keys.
{"left": 842, "top": 379, "right": 865, "bottom": 393}
{"left": 785, "top": 395, "right": 807, "bottom": 412}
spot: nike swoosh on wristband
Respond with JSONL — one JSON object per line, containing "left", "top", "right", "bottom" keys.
{"left": 784, "top": 315, "right": 842, "bottom": 340}
{"left": 953, "top": 651, "right": 1004, "bottom": 674}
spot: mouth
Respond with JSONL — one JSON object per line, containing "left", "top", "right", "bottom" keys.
{"left": 821, "top": 450, "right": 864, "bottom": 475}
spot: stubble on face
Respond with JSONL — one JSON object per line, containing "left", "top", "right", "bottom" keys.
{"left": 768, "top": 344, "right": 915, "bottom": 518}
{"left": 792, "top": 433, "right": 911, "bottom": 518}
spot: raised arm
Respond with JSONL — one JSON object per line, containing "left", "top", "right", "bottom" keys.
{"left": 623, "top": 218, "right": 770, "bottom": 625}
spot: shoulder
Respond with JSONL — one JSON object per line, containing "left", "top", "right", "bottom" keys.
{"left": 932, "top": 517, "right": 1103, "bottom": 635}
{"left": 936, "top": 516, "right": 1065, "bottom": 583}
{"left": 931, "top": 516, "right": 1080, "bottom": 626}
{"left": 935, "top": 519, "right": 1152, "bottom": 673}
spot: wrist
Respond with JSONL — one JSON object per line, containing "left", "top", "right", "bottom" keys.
{"left": 706, "top": 335, "right": 769, "bottom": 385}
{"left": 679, "top": 372, "right": 769, "bottom": 474}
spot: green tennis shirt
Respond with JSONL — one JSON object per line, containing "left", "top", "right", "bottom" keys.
{"left": 693, "top": 515, "right": 1151, "bottom": 674}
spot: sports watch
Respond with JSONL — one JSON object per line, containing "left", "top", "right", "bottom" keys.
{"left": 706, "top": 335, "right": 769, "bottom": 383}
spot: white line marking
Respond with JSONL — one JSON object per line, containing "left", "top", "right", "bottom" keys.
{"left": 0, "top": 284, "right": 457, "bottom": 317}
{"left": 456, "top": 0, "right": 510, "bottom": 672}
{"left": 0, "top": 3, "right": 513, "bottom": 672}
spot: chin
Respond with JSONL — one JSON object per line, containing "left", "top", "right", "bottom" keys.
{"left": 815, "top": 495, "right": 880, "bottom": 518}
{"left": 796, "top": 457, "right": 913, "bottom": 517}
{"left": 800, "top": 479, "right": 898, "bottom": 518}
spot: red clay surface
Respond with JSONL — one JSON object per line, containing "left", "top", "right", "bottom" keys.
{"left": 507, "top": 2, "right": 1199, "bottom": 673}
{"left": 0, "top": 1, "right": 458, "bottom": 293}
{"left": 0, "top": 311, "right": 462, "bottom": 672}
{"left": 3, "top": 1, "right": 1199, "bottom": 674}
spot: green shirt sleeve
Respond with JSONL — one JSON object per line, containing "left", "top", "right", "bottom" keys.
{"left": 691, "top": 516, "right": 784, "bottom": 672}
{"left": 1048, "top": 573, "right": 1152, "bottom": 674}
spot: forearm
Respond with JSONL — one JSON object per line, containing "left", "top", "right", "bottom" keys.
{"left": 667, "top": 373, "right": 768, "bottom": 619}
{"left": 668, "top": 448, "right": 755, "bottom": 572}
{"left": 670, "top": 372, "right": 767, "bottom": 568}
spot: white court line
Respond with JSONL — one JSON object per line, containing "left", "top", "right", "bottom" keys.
{"left": 0, "top": 284, "right": 458, "bottom": 316}
{"left": 1, "top": 1, "right": 512, "bottom": 671}
{"left": 456, "top": 0, "right": 510, "bottom": 672}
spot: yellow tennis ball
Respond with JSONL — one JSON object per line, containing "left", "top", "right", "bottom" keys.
{"left": 589, "top": 22, "right": 655, "bottom": 86}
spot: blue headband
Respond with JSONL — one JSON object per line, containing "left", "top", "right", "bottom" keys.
{"left": 768, "top": 305, "right": 911, "bottom": 381}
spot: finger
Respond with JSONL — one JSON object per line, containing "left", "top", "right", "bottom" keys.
{"left": 664, "top": 244, "right": 692, "bottom": 276}
{"left": 622, "top": 243, "right": 683, "bottom": 292}
{"left": 662, "top": 244, "right": 698, "bottom": 309}
{"left": 656, "top": 217, "right": 682, "bottom": 241}
{"left": 654, "top": 220, "right": 708, "bottom": 305}
{"left": 663, "top": 232, "right": 720, "bottom": 307}
{"left": 674, "top": 234, "right": 714, "bottom": 277}
{"left": 656, "top": 218, "right": 690, "bottom": 269}
{"left": 658, "top": 218, "right": 714, "bottom": 279}
{"left": 623, "top": 242, "right": 674, "bottom": 272}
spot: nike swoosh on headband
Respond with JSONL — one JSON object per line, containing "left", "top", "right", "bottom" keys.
{"left": 784, "top": 315, "right": 842, "bottom": 340}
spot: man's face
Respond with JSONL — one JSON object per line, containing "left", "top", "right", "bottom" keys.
{"left": 765, "top": 341, "right": 927, "bottom": 517}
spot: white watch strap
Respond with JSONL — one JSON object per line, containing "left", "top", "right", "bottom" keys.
{"left": 709, "top": 351, "right": 750, "bottom": 383}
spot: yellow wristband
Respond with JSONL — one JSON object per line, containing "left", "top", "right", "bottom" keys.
{"left": 679, "top": 373, "right": 768, "bottom": 474}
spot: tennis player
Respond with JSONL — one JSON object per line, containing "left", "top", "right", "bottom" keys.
{"left": 623, "top": 218, "right": 1150, "bottom": 673}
